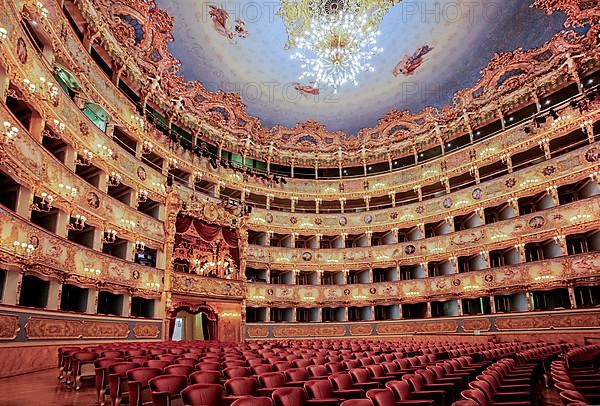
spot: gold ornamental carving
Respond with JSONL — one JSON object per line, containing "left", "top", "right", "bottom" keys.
{"left": 0, "top": 314, "right": 20, "bottom": 340}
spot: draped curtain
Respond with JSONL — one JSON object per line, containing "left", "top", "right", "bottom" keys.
{"left": 167, "top": 305, "right": 218, "bottom": 340}
{"left": 174, "top": 216, "right": 239, "bottom": 265}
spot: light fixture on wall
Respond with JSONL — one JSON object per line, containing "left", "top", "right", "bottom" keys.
{"left": 2, "top": 121, "right": 19, "bottom": 144}
{"left": 0, "top": 27, "right": 8, "bottom": 42}
{"left": 12, "top": 240, "right": 36, "bottom": 256}
{"left": 58, "top": 183, "right": 78, "bottom": 199}
{"left": 141, "top": 140, "right": 154, "bottom": 155}
{"left": 108, "top": 172, "right": 122, "bottom": 187}
{"left": 22, "top": 77, "right": 59, "bottom": 104}
{"left": 30, "top": 192, "right": 54, "bottom": 212}
{"left": 34, "top": 1, "right": 49, "bottom": 19}
{"left": 76, "top": 149, "right": 93, "bottom": 166}
{"left": 120, "top": 218, "right": 137, "bottom": 230}
{"left": 135, "top": 240, "right": 146, "bottom": 253}
{"left": 130, "top": 114, "right": 145, "bottom": 129}
{"left": 146, "top": 281, "right": 160, "bottom": 290}
{"left": 102, "top": 228, "right": 117, "bottom": 243}
{"left": 96, "top": 143, "right": 114, "bottom": 158}
{"left": 136, "top": 188, "right": 148, "bottom": 203}
{"left": 68, "top": 214, "right": 87, "bottom": 231}
{"left": 83, "top": 267, "right": 101, "bottom": 276}
{"left": 168, "top": 157, "right": 178, "bottom": 170}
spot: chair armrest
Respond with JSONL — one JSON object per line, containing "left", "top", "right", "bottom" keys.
{"left": 128, "top": 380, "right": 142, "bottom": 406}
{"left": 333, "top": 389, "right": 363, "bottom": 399}
{"left": 256, "top": 388, "right": 277, "bottom": 397}
{"left": 150, "top": 390, "right": 171, "bottom": 406}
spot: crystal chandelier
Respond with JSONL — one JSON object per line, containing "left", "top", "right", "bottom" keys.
{"left": 280, "top": 0, "right": 395, "bottom": 92}
{"left": 291, "top": 13, "right": 382, "bottom": 91}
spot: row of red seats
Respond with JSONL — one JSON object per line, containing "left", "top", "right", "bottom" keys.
{"left": 552, "top": 359, "right": 600, "bottom": 405}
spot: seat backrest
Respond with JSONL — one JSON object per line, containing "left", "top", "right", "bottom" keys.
{"left": 385, "top": 380, "right": 412, "bottom": 401}
{"left": 102, "top": 350, "right": 124, "bottom": 359}
{"left": 109, "top": 362, "right": 142, "bottom": 376}
{"left": 462, "top": 389, "right": 487, "bottom": 405}
{"left": 305, "top": 379, "right": 334, "bottom": 399}
{"left": 350, "top": 368, "right": 372, "bottom": 383}
{"left": 367, "top": 365, "right": 385, "bottom": 378}
{"left": 127, "top": 367, "right": 162, "bottom": 386}
{"left": 224, "top": 366, "right": 249, "bottom": 378}
{"left": 285, "top": 368, "right": 308, "bottom": 381}
{"left": 293, "top": 359, "right": 313, "bottom": 368}
{"left": 252, "top": 364, "right": 273, "bottom": 375}
{"left": 158, "top": 354, "right": 177, "bottom": 362}
{"left": 274, "top": 361, "right": 292, "bottom": 371}
{"left": 470, "top": 379, "right": 495, "bottom": 402}
{"left": 272, "top": 387, "right": 306, "bottom": 406}
{"left": 259, "top": 372, "right": 286, "bottom": 388}
{"left": 559, "top": 390, "right": 588, "bottom": 403}
{"left": 231, "top": 396, "right": 273, "bottom": 406}
{"left": 366, "top": 388, "right": 397, "bottom": 406}
{"left": 164, "top": 364, "right": 193, "bottom": 377}
{"left": 148, "top": 374, "right": 187, "bottom": 395}
{"left": 225, "top": 377, "right": 258, "bottom": 396}
{"left": 340, "top": 400, "right": 373, "bottom": 406}
{"left": 180, "top": 383, "right": 223, "bottom": 406}
{"left": 146, "top": 360, "right": 170, "bottom": 370}
{"left": 190, "top": 370, "right": 221, "bottom": 384}
{"left": 326, "top": 362, "right": 344, "bottom": 373}
{"left": 196, "top": 361, "right": 220, "bottom": 371}
{"left": 329, "top": 373, "right": 354, "bottom": 390}
{"left": 307, "top": 365, "right": 328, "bottom": 377}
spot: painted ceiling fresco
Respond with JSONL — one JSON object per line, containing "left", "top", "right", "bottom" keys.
{"left": 155, "top": 0, "right": 567, "bottom": 134}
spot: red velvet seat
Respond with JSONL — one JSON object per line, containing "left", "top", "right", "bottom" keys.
{"left": 272, "top": 386, "right": 337, "bottom": 406}
{"left": 127, "top": 367, "right": 162, "bottom": 406}
{"left": 148, "top": 374, "right": 187, "bottom": 406}
{"left": 165, "top": 364, "right": 194, "bottom": 378}
{"left": 401, "top": 374, "right": 447, "bottom": 406}
{"left": 174, "top": 358, "right": 196, "bottom": 367}
{"left": 108, "top": 362, "right": 142, "bottom": 406}
{"left": 102, "top": 350, "right": 125, "bottom": 359}
{"left": 368, "top": 388, "right": 429, "bottom": 406}
{"left": 327, "top": 363, "right": 345, "bottom": 374}
{"left": 274, "top": 362, "right": 293, "bottom": 372}
{"left": 350, "top": 368, "right": 382, "bottom": 390}
{"left": 146, "top": 360, "right": 171, "bottom": 370}
{"left": 196, "top": 361, "right": 221, "bottom": 371}
{"left": 294, "top": 359, "right": 314, "bottom": 368}
{"left": 190, "top": 370, "right": 221, "bottom": 384}
{"left": 284, "top": 368, "right": 310, "bottom": 386}
{"left": 341, "top": 400, "right": 374, "bottom": 406}
{"left": 252, "top": 365, "right": 274, "bottom": 375}
{"left": 330, "top": 373, "right": 369, "bottom": 393}
{"left": 95, "top": 358, "right": 124, "bottom": 405}
{"left": 306, "top": 377, "right": 362, "bottom": 401}
{"left": 367, "top": 365, "right": 396, "bottom": 384}
{"left": 257, "top": 372, "right": 287, "bottom": 396}
{"left": 231, "top": 397, "right": 274, "bottom": 406}
{"left": 72, "top": 351, "right": 99, "bottom": 390}
{"left": 469, "top": 380, "right": 530, "bottom": 405}
{"left": 180, "top": 383, "right": 224, "bottom": 406}
{"left": 385, "top": 380, "right": 434, "bottom": 405}
{"left": 158, "top": 355, "right": 178, "bottom": 363}
{"left": 225, "top": 376, "right": 259, "bottom": 404}
{"left": 308, "top": 365, "right": 330, "bottom": 379}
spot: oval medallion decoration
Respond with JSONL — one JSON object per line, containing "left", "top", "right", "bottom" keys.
{"left": 364, "top": 214, "right": 373, "bottom": 224}
{"left": 505, "top": 178, "right": 516, "bottom": 188}
{"left": 390, "top": 212, "right": 398, "bottom": 220}
{"left": 416, "top": 206, "right": 425, "bottom": 214}
{"left": 137, "top": 166, "right": 147, "bottom": 180}
{"left": 528, "top": 215, "right": 545, "bottom": 229}
{"left": 184, "top": 278, "right": 192, "bottom": 288}
{"left": 443, "top": 197, "right": 453, "bottom": 209}
{"left": 369, "top": 287, "right": 377, "bottom": 294}
{"left": 543, "top": 165, "right": 556, "bottom": 176}
{"left": 302, "top": 251, "right": 313, "bottom": 261}
{"left": 265, "top": 213, "right": 273, "bottom": 223}
{"left": 16, "top": 37, "right": 28, "bottom": 64}
{"left": 267, "top": 288, "right": 274, "bottom": 295}
{"left": 452, "top": 279, "right": 461, "bottom": 287}
{"left": 290, "top": 216, "right": 298, "bottom": 224}
{"left": 29, "top": 235, "right": 39, "bottom": 249}
{"left": 132, "top": 270, "right": 140, "bottom": 280}
{"left": 339, "top": 216, "right": 347, "bottom": 226}
{"left": 585, "top": 147, "right": 599, "bottom": 163}
{"left": 472, "top": 187, "right": 483, "bottom": 200}
{"left": 87, "top": 192, "right": 100, "bottom": 209}
{"left": 484, "top": 274, "right": 494, "bottom": 282}
{"left": 314, "top": 217, "right": 323, "bottom": 225}
{"left": 343, "top": 288, "right": 350, "bottom": 295}
{"left": 405, "top": 245, "right": 416, "bottom": 255}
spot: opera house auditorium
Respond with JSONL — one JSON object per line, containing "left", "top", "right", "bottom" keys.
{"left": 0, "top": 0, "right": 600, "bottom": 404}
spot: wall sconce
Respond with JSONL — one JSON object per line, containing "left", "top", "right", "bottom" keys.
{"left": 545, "top": 185, "right": 557, "bottom": 194}
{"left": 553, "top": 234, "right": 566, "bottom": 247}
{"left": 141, "top": 140, "right": 154, "bottom": 155}
{"left": 589, "top": 171, "right": 600, "bottom": 183}
{"left": 102, "top": 229, "right": 117, "bottom": 243}
{"left": 419, "top": 262, "right": 428, "bottom": 269}
{"left": 52, "top": 119, "right": 66, "bottom": 134}
{"left": 23, "top": 77, "right": 59, "bottom": 104}
{"left": 120, "top": 218, "right": 136, "bottom": 230}
{"left": 96, "top": 143, "right": 114, "bottom": 158}
{"left": 130, "top": 114, "right": 145, "bottom": 128}
{"left": 137, "top": 189, "right": 148, "bottom": 203}
{"left": 58, "top": 183, "right": 78, "bottom": 198}
{"left": 30, "top": 192, "right": 54, "bottom": 212}
{"left": 108, "top": 172, "right": 122, "bottom": 187}
{"left": 76, "top": 149, "right": 93, "bottom": 166}
{"left": 3, "top": 121, "right": 19, "bottom": 144}
{"left": 151, "top": 181, "right": 166, "bottom": 193}
{"left": 135, "top": 240, "right": 146, "bottom": 253}
{"left": 463, "top": 284, "right": 481, "bottom": 290}
{"left": 569, "top": 214, "right": 592, "bottom": 223}
{"left": 405, "top": 291, "right": 420, "bottom": 297}
{"left": 145, "top": 282, "right": 160, "bottom": 290}
{"left": 68, "top": 214, "right": 87, "bottom": 231}
{"left": 221, "top": 312, "right": 240, "bottom": 318}
{"left": 0, "top": 27, "right": 8, "bottom": 42}
{"left": 534, "top": 274, "right": 556, "bottom": 282}
{"left": 168, "top": 157, "right": 178, "bottom": 169}
{"left": 83, "top": 267, "right": 101, "bottom": 276}
{"left": 193, "top": 171, "right": 202, "bottom": 183}
{"left": 35, "top": 1, "right": 49, "bottom": 19}
{"left": 12, "top": 240, "right": 35, "bottom": 256}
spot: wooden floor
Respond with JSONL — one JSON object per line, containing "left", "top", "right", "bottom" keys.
{"left": 0, "top": 369, "right": 97, "bottom": 406}
{"left": 0, "top": 368, "right": 564, "bottom": 406}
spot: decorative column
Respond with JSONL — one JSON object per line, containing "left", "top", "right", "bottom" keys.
{"left": 392, "top": 228, "right": 399, "bottom": 244}
{"left": 364, "top": 196, "right": 371, "bottom": 211}
{"left": 568, "top": 286, "right": 577, "bottom": 309}
{"left": 479, "top": 249, "right": 490, "bottom": 269}
{"left": 475, "top": 207, "right": 485, "bottom": 226}
{"left": 502, "top": 154, "right": 513, "bottom": 173}
{"left": 398, "top": 304, "right": 403, "bottom": 319}
{"left": 489, "top": 295, "right": 496, "bottom": 314}
{"left": 515, "top": 243, "right": 526, "bottom": 263}
{"left": 292, "top": 307, "right": 297, "bottom": 322}
{"left": 315, "top": 233, "right": 322, "bottom": 249}
{"left": 508, "top": 197, "right": 519, "bottom": 216}
{"left": 343, "top": 307, "right": 349, "bottom": 322}
{"left": 539, "top": 137, "right": 551, "bottom": 160}
{"left": 389, "top": 191, "right": 396, "bottom": 207}
{"left": 440, "top": 176, "right": 450, "bottom": 194}
{"left": 290, "top": 232, "right": 298, "bottom": 248}
{"left": 456, "top": 299, "right": 463, "bottom": 316}
{"left": 525, "top": 291, "right": 533, "bottom": 311}
{"left": 368, "top": 267, "right": 373, "bottom": 283}
{"left": 266, "top": 230, "right": 273, "bottom": 247}
{"left": 343, "top": 269, "right": 349, "bottom": 284}
{"left": 317, "top": 307, "right": 323, "bottom": 322}
{"left": 426, "top": 302, "right": 432, "bottom": 318}
{"left": 366, "top": 231, "right": 372, "bottom": 247}
{"left": 291, "top": 197, "right": 297, "bottom": 213}
{"left": 414, "top": 185, "right": 423, "bottom": 201}
{"left": 449, "top": 256, "right": 458, "bottom": 274}
{"left": 370, "top": 305, "right": 376, "bottom": 321}
{"left": 416, "top": 223, "right": 425, "bottom": 239}
{"left": 582, "top": 121, "right": 595, "bottom": 144}
{"left": 265, "top": 307, "right": 271, "bottom": 322}
{"left": 470, "top": 165, "right": 481, "bottom": 184}
{"left": 317, "top": 270, "right": 323, "bottom": 285}
{"left": 265, "top": 266, "right": 271, "bottom": 284}
{"left": 546, "top": 185, "right": 559, "bottom": 207}
{"left": 266, "top": 194, "right": 273, "bottom": 210}
{"left": 315, "top": 198, "right": 321, "bottom": 214}
{"left": 445, "top": 216, "right": 455, "bottom": 233}
{"left": 161, "top": 191, "right": 180, "bottom": 339}
{"left": 314, "top": 161, "right": 319, "bottom": 179}
{"left": 339, "top": 198, "right": 346, "bottom": 213}
{"left": 395, "top": 262, "right": 400, "bottom": 281}
{"left": 554, "top": 233, "right": 567, "bottom": 256}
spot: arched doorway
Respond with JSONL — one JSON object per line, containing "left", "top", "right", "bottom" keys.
{"left": 167, "top": 303, "right": 218, "bottom": 341}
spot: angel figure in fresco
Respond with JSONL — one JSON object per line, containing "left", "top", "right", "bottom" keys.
{"left": 171, "top": 96, "right": 185, "bottom": 114}
{"left": 294, "top": 83, "right": 320, "bottom": 96}
{"left": 147, "top": 74, "right": 162, "bottom": 94}
{"left": 392, "top": 44, "right": 434, "bottom": 77}
{"left": 208, "top": 5, "right": 249, "bottom": 41}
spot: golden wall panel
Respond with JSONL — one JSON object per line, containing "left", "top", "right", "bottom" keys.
{"left": 247, "top": 325, "right": 269, "bottom": 338}
{"left": 272, "top": 324, "right": 346, "bottom": 338}
{"left": 0, "top": 314, "right": 20, "bottom": 340}
{"left": 133, "top": 323, "right": 161, "bottom": 339}
{"left": 376, "top": 320, "right": 458, "bottom": 335}
{"left": 24, "top": 317, "right": 130, "bottom": 340}
{"left": 461, "top": 318, "right": 491, "bottom": 333}
{"left": 349, "top": 324, "right": 373, "bottom": 336}
{"left": 495, "top": 312, "right": 600, "bottom": 331}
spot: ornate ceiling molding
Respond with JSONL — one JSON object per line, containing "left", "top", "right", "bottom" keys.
{"left": 72, "top": 0, "right": 600, "bottom": 157}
